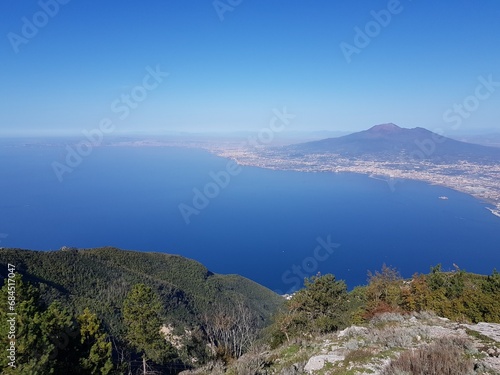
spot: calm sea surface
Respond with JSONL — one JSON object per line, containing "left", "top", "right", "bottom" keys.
{"left": 1, "top": 145, "right": 499, "bottom": 293}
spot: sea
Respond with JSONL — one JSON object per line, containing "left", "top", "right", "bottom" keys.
{"left": 1, "top": 144, "right": 499, "bottom": 293}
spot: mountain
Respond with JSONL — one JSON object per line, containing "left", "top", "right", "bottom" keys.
{"left": 289, "top": 123, "right": 500, "bottom": 161}
{"left": 0, "top": 247, "right": 283, "bottom": 336}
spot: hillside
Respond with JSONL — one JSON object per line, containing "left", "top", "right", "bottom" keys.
{"left": 288, "top": 123, "right": 500, "bottom": 162}
{"left": 0, "top": 247, "right": 283, "bottom": 337}
{"left": 1, "top": 248, "right": 500, "bottom": 374}
{"left": 189, "top": 312, "right": 500, "bottom": 374}
{"left": 181, "top": 268, "right": 500, "bottom": 374}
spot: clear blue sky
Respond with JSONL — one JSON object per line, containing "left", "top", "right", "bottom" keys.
{"left": 1, "top": 0, "right": 500, "bottom": 136}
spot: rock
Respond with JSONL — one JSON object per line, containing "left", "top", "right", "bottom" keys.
{"left": 304, "top": 353, "right": 344, "bottom": 372}
{"left": 464, "top": 322, "right": 500, "bottom": 342}
{"left": 337, "top": 325, "right": 368, "bottom": 338}
{"left": 482, "top": 357, "right": 500, "bottom": 373}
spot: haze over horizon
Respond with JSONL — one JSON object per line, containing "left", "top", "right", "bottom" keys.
{"left": 1, "top": 1, "right": 500, "bottom": 137}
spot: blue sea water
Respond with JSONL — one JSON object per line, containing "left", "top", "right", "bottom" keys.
{"left": 1, "top": 144, "right": 499, "bottom": 293}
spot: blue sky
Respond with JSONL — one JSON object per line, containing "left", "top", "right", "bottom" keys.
{"left": 1, "top": 0, "right": 500, "bottom": 136}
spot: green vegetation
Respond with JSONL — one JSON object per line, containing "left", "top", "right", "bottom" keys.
{"left": 1, "top": 246, "right": 500, "bottom": 374}
{"left": 271, "top": 264, "right": 500, "bottom": 346}
{"left": 0, "top": 275, "right": 113, "bottom": 374}
{"left": 123, "top": 284, "right": 176, "bottom": 372}
{"left": 77, "top": 308, "right": 114, "bottom": 375}
{"left": 358, "top": 264, "right": 500, "bottom": 323}
{"left": 258, "top": 266, "right": 500, "bottom": 375}
{"left": 0, "top": 247, "right": 283, "bottom": 374}
{"left": 271, "top": 274, "right": 349, "bottom": 346}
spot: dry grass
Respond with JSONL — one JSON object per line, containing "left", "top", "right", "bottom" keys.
{"left": 382, "top": 336, "right": 474, "bottom": 375}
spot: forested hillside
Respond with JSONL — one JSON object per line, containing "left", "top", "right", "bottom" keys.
{"left": 1, "top": 248, "right": 499, "bottom": 374}
{"left": 0, "top": 247, "right": 284, "bottom": 374}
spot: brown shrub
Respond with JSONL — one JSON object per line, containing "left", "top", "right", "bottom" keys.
{"left": 344, "top": 348, "right": 373, "bottom": 364}
{"left": 364, "top": 301, "right": 404, "bottom": 320}
{"left": 383, "top": 337, "right": 474, "bottom": 375}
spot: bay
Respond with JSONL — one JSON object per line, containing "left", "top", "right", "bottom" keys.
{"left": 1, "top": 144, "right": 499, "bottom": 293}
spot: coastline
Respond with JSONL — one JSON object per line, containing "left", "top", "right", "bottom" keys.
{"left": 486, "top": 207, "right": 500, "bottom": 218}
{"left": 205, "top": 147, "right": 500, "bottom": 220}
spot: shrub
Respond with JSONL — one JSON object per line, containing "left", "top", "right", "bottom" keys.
{"left": 365, "top": 265, "right": 404, "bottom": 318}
{"left": 364, "top": 322, "right": 430, "bottom": 349}
{"left": 370, "top": 312, "right": 406, "bottom": 325}
{"left": 234, "top": 352, "right": 267, "bottom": 375}
{"left": 271, "top": 274, "right": 349, "bottom": 343}
{"left": 382, "top": 337, "right": 474, "bottom": 375}
{"left": 344, "top": 348, "right": 373, "bottom": 364}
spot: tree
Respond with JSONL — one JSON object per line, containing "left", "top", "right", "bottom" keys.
{"left": 273, "top": 274, "right": 349, "bottom": 343}
{"left": 0, "top": 274, "right": 55, "bottom": 374}
{"left": 298, "top": 274, "right": 349, "bottom": 332}
{"left": 427, "top": 264, "right": 445, "bottom": 290}
{"left": 77, "top": 308, "right": 113, "bottom": 375}
{"left": 0, "top": 275, "right": 116, "bottom": 374}
{"left": 39, "top": 301, "right": 83, "bottom": 374}
{"left": 202, "top": 299, "right": 258, "bottom": 359}
{"left": 365, "top": 264, "right": 404, "bottom": 317}
{"left": 122, "top": 284, "right": 175, "bottom": 374}
{"left": 485, "top": 269, "right": 500, "bottom": 294}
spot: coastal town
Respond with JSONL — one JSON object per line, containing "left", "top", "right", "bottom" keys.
{"left": 206, "top": 142, "right": 500, "bottom": 218}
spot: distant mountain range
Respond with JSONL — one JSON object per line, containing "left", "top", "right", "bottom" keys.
{"left": 288, "top": 123, "right": 500, "bottom": 162}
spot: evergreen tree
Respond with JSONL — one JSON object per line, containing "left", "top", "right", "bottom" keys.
{"left": 77, "top": 308, "right": 113, "bottom": 375}
{"left": 273, "top": 274, "right": 349, "bottom": 343}
{"left": 122, "top": 284, "right": 175, "bottom": 374}
{"left": 40, "top": 301, "right": 80, "bottom": 374}
{"left": 0, "top": 275, "right": 55, "bottom": 374}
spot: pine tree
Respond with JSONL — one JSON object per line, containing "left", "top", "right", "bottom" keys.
{"left": 122, "top": 284, "right": 175, "bottom": 374}
{"left": 40, "top": 300, "right": 82, "bottom": 373}
{"left": 0, "top": 275, "right": 55, "bottom": 374}
{"left": 273, "top": 274, "right": 349, "bottom": 343}
{"left": 77, "top": 308, "right": 113, "bottom": 375}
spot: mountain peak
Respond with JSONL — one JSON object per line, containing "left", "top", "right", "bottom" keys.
{"left": 290, "top": 123, "right": 500, "bottom": 161}
{"left": 368, "top": 123, "right": 402, "bottom": 132}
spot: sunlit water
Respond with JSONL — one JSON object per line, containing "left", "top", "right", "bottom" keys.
{"left": 1, "top": 145, "right": 499, "bottom": 293}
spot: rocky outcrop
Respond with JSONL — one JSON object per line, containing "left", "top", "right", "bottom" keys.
{"left": 302, "top": 312, "right": 500, "bottom": 374}
{"left": 182, "top": 312, "right": 500, "bottom": 374}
